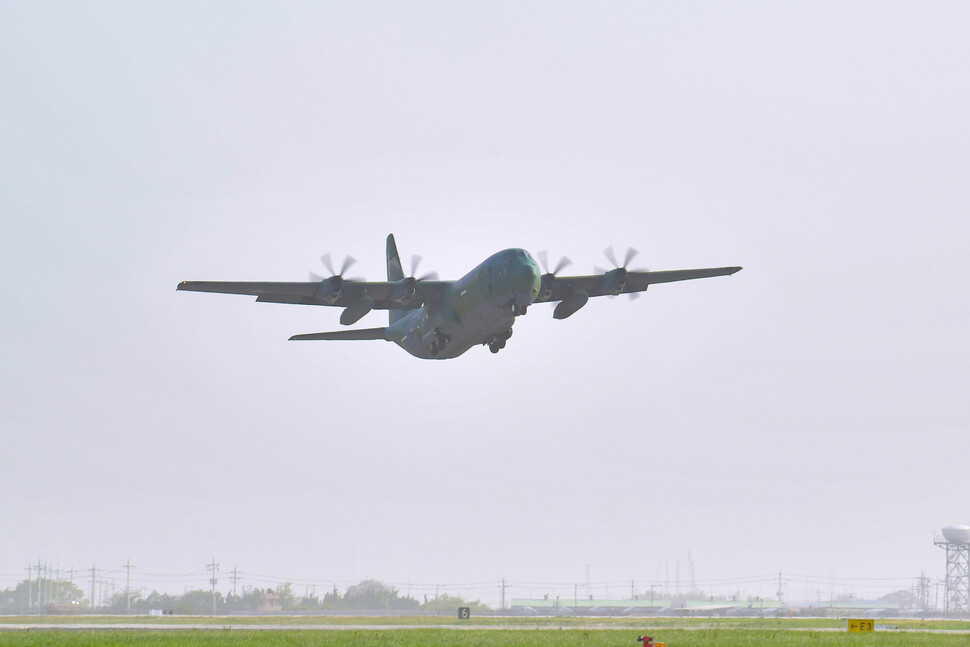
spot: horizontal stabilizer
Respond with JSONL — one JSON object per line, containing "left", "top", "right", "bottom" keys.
{"left": 289, "top": 327, "right": 388, "bottom": 341}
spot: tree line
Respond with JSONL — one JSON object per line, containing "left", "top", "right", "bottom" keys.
{"left": 0, "top": 577, "right": 490, "bottom": 614}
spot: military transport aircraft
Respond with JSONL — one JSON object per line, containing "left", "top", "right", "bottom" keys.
{"left": 177, "top": 234, "right": 741, "bottom": 359}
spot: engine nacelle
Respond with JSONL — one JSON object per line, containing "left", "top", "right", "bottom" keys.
{"left": 391, "top": 277, "right": 417, "bottom": 305}
{"left": 599, "top": 268, "right": 627, "bottom": 296}
{"left": 553, "top": 290, "right": 589, "bottom": 319}
{"left": 314, "top": 276, "right": 342, "bottom": 304}
{"left": 537, "top": 273, "right": 556, "bottom": 301}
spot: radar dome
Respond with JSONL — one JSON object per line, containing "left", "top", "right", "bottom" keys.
{"left": 942, "top": 525, "right": 970, "bottom": 544}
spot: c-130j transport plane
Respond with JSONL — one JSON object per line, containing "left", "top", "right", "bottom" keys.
{"left": 178, "top": 234, "right": 741, "bottom": 359}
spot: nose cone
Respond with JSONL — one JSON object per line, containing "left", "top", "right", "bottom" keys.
{"left": 514, "top": 258, "right": 542, "bottom": 303}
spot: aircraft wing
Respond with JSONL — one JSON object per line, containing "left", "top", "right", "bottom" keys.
{"left": 534, "top": 266, "right": 742, "bottom": 303}
{"left": 176, "top": 279, "right": 449, "bottom": 310}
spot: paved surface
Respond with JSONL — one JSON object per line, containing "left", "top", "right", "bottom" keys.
{"left": 1, "top": 622, "right": 967, "bottom": 634}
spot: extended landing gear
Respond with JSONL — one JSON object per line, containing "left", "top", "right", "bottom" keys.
{"left": 513, "top": 304, "right": 528, "bottom": 316}
{"left": 487, "top": 328, "right": 513, "bottom": 354}
{"left": 428, "top": 330, "right": 450, "bottom": 356}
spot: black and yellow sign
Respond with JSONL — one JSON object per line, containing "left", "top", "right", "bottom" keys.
{"left": 847, "top": 618, "right": 874, "bottom": 633}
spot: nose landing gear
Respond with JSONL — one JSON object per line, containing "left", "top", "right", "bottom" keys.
{"left": 487, "top": 328, "right": 513, "bottom": 354}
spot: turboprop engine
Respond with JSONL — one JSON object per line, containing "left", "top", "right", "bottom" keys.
{"left": 599, "top": 267, "right": 627, "bottom": 296}
{"left": 391, "top": 277, "right": 417, "bottom": 305}
{"left": 314, "top": 276, "right": 343, "bottom": 304}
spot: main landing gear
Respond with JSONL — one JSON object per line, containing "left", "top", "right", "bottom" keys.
{"left": 513, "top": 304, "right": 528, "bottom": 316}
{"left": 428, "top": 330, "right": 449, "bottom": 356}
{"left": 487, "top": 328, "right": 513, "bottom": 354}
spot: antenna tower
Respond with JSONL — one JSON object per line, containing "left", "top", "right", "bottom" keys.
{"left": 936, "top": 527, "right": 970, "bottom": 617}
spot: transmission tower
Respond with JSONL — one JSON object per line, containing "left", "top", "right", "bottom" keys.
{"left": 936, "top": 528, "right": 970, "bottom": 617}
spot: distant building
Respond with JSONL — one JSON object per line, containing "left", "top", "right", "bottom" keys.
{"left": 257, "top": 591, "right": 280, "bottom": 613}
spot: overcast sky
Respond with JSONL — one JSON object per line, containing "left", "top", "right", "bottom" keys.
{"left": 2, "top": 2, "right": 969, "bottom": 605}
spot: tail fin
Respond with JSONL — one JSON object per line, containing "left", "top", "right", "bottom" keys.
{"left": 386, "top": 234, "right": 405, "bottom": 324}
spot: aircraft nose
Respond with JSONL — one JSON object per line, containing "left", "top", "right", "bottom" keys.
{"left": 516, "top": 259, "right": 542, "bottom": 302}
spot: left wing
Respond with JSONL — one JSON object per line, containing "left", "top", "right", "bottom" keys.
{"left": 176, "top": 279, "right": 449, "bottom": 310}
{"left": 534, "top": 266, "right": 742, "bottom": 303}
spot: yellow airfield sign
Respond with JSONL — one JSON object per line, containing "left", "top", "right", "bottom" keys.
{"left": 847, "top": 618, "right": 874, "bottom": 632}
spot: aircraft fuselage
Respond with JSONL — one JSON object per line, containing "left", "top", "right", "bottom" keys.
{"left": 385, "top": 249, "right": 541, "bottom": 359}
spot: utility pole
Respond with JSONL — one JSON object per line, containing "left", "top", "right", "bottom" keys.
{"left": 69, "top": 567, "right": 74, "bottom": 604}
{"left": 207, "top": 557, "right": 219, "bottom": 616}
{"left": 37, "top": 561, "right": 43, "bottom": 610}
{"left": 631, "top": 579, "right": 635, "bottom": 600}
{"left": 777, "top": 572, "right": 784, "bottom": 604}
{"left": 500, "top": 577, "right": 507, "bottom": 610}
{"left": 918, "top": 572, "right": 930, "bottom": 611}
{"left": 25, "top": 564, "right": 32, "bottom": 614}
{"left": 90, "top": 565, "right": 96, "bottom": 611}
{"left": 231, "top": 566, "right": 239, "bottom": 599}
{"left": 123, "top": 559, "right": 135, "bottom": 613}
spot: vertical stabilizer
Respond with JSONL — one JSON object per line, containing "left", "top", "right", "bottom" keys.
{"left": 386, "top": 234, "right": 405, "bottom": 324}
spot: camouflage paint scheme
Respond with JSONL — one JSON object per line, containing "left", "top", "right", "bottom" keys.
{"left": 177, "top": 234, "right": 741, "bottom": 359}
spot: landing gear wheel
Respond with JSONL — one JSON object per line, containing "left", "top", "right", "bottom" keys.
{"left": 429, "top": 332, "right": 449, "bottom": 356}
{"left": 513, "top": 305, "right": 528, "bottom": 316}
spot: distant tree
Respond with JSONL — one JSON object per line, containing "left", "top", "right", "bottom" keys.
{"left": 880, "top": 589, "right": 919, "bottom": 609}
{"left": 138, "top": 590, "right": 178, "bottom": 613}
{"left": 276, "top": 583, "right": 298, "bottom": 610}
{"left": 342, "top": 580, "right": 419, "bottom": 610}
{"left": 293, "top": 587, "right": 324, "bottom": 611}
{"left": 176, "top": 589, "right": 226, "bottom": 615}
{"left": 322, "top": 585, "right": 344, "bottom": 609}
{"left": 108, "top": 589, "right": 143, "bottom": 613}
{"left": 0, "top": 578, "right": 88, "bottom": 613}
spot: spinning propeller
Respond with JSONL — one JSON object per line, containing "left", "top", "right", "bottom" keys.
{"left": 310, "top": 253, "right": 364, "bottom": 283}
{"left": 407, "top": 254, "right": 439, "bottom": 282}
{"left": 390, "top": 254, "right": 439, "bottom": 306}
{"left": 537, "top": 250, "right": 572, "bottom": 301}
{"left": 537, "top": 250, "right": 572, "bottom": 277}
{"left": 595, "top": 246, "right": 648, "bottom": 299}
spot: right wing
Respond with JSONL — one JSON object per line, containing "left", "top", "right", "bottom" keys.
{"left": 534, "top": 266, "right": 743, "bottom": 303}
{"left": 176, "top": 279, "right": 449, "bottom": 310}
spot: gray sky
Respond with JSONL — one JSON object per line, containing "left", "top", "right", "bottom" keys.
{"left": 2, "top": 2, "right": 969, "bottom": 604}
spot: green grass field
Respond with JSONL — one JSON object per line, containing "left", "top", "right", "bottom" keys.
{"left": 2, "top": 628, "right": 970, "bottom": 647}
